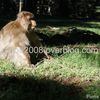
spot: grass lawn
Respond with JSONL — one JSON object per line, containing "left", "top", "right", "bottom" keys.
{"left": 0, "top": 20, "right": 100, "bottom": 100}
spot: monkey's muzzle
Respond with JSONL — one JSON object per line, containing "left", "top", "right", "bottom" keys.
{"left": 31, "top": 20, "right": 36, "bottom": 29}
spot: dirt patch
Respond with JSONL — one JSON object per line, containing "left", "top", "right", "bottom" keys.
{"left": 54, "top": 76, "right": 95, "bottom": 88}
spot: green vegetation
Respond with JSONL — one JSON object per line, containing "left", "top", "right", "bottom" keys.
{"left": 36, "top": 20, "right": 100, "bottom": 35}
{"left": 0, "top": 20, "right": 100, "bottom": 100}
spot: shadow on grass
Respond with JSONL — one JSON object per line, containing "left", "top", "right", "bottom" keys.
{"left": 0, "top": 19, "right": 100, "bottom": 29}
{"left": 37, "top": 20, "right": 100, "bottom": 29}
{"left": 36, "top": 28, "right": 100, "bottom": 46}
{"left": 0, "top": 18, "right": 98, "bottom": 30}
{"left": 0, "top": 75, "right": 86, "bottom": 100}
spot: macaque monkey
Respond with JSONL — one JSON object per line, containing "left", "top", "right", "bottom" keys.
{"left": 0, "top": 11, "right": 49, "bottom": 66}
{"left": 0, "top": 11, "right": 36, "bottom": 66}
{"left": 27, "top": 30, "right": 50, "bottom": 64}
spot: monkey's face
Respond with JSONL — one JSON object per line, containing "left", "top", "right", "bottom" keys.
{"left": 30, "top": 20, "right": 36, "bottom": 29}
{"left": 17, "top": 11, "right": 36, "bottom": 31}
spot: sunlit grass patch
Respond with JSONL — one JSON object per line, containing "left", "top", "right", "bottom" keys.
{"left": 0, "top": 20, "right": 100, "bottom": 100}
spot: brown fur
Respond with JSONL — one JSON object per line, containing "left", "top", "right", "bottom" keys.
{"left": 0, "top": 11, "right": 36, "bottom": 66}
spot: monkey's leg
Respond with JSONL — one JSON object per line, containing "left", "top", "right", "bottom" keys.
{"left": 11, "top": 47, "right": 31, "bottom": 66}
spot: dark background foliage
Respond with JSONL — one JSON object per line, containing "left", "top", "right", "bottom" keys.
{"left": 0, "top": 0, "right": 100, "bottom": 19}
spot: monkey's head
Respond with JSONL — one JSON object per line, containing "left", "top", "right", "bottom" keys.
{"left": 17, "top": 11, "right": 36, "bottom": 31}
